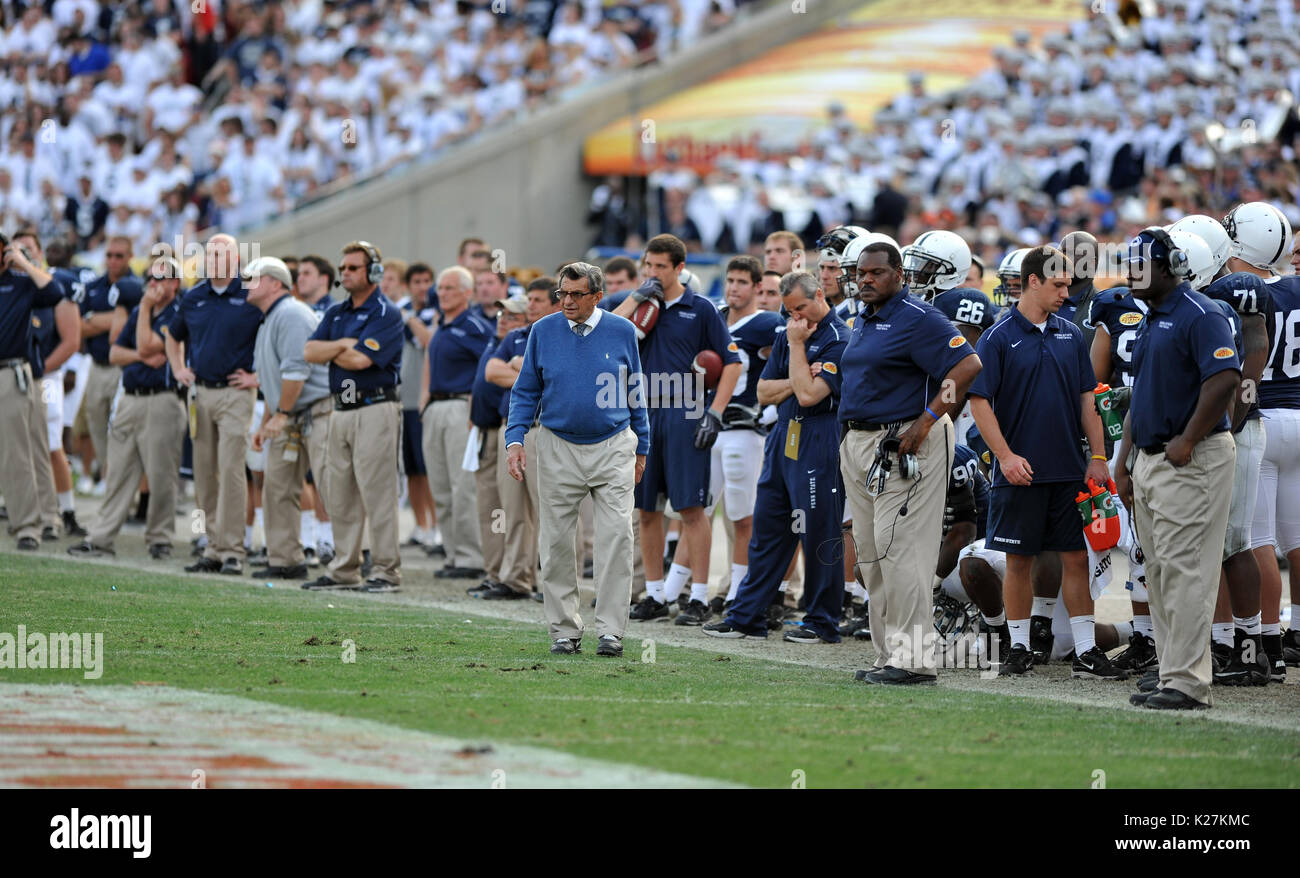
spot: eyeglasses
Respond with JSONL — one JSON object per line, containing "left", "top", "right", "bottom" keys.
{"left": 553, "top": 289, "right": 599, "bottom": 301}
{"left": 107, "top": 252, "right": 128, "bottom": 258}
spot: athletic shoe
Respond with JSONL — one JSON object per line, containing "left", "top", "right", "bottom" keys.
{"left": 702, "top": 621, "right": 761, "bottom": 639}
{"left": 766, "top": 602, "right": 786, "bottom": 631}
{"left": 596, "top": 635, "right": 623, "bottom": 657}
{"left": 708, "top": 596, "right": 726, "bottom": 617}
{"left": 1072, "top": 646, "right": 1129, "bottom": 680}
{"left": 1269, "top": 658, "right": 1286, "bottom": 683}
{"left": 997, "top": 644, "right": 1034, "bottom": 676}
{"left": 1111, "top": 632, "right": 1157, "bottom": 671}
{"left": 1211, "top": 641, "right": 1232, "bottom": 673}
{"left": 41, "top": 524, "right": 59, "bottom": 541}
{"left": 852, "top": 623, "right": 872, "bottom": 641}
{"left": 304, "top": 547, "right": 319, "bottom": 568}
{"left": 220, "top": 559, "right": 244, "bottom": 576}
{"left": 629, "top": 596, "right": 670, "bottom": 622}
{"left": 838, "top": 608, "right": 871, "bottom": 639}
{"left": 148, "top": 544, "right": 172, "bottom": 560}
{"left": 856, "top": 666, "right": 937, "bottom": 686}
{"left": 252, "top": 563, "right": 309, "bottom": 580}
{"left": 550, "top": 638, "right": 581, "bottom": 655}
{"left": 1213, "top": 654, "right": 1269, "bottom": 687}
{"left": 1028, "top": 615, "right": 1053, "bottom": 663}
{"left": 361, "top": 578, "right": 401, "bottom": 594}
{"left": 424, "top": 543, "right": 446, "bottom": 558}
{"left": 435, "top": 565, "right": 485, "bottom": 580}
{"left": 1128, "top": 690, "right": 1154, "bottom": 706}
{"left": 245, "top": 547, "right": 267, "bottom": 565}
{"left": 478, "top": 582, "right": 527, "bottom": 600}
{"left": 16, "top": 536, "right": 38, "bottom": 550}
{"left": 185, "top": 557, "right": 222, "bottom": 573}
{"left": 979, "top": 620, "right": 1011, "bottom": 662}
{"left": 466, "top": 578, "right": 497, "bottom": 596}
{"left": 1143, "top": 688, "right": 1209, "bottom": 710}
{"left": 783, "top": 625, "right": 828, "bottom": 644}
{"left": 300, "top": 576, "right": 361, "bottom": 591}
{"left": 66, "top": 540, "right": 113, "bottom": 558}
{"left": 674, "top": 599, "right": 711, "bottom": 626}
{"left": 1283, "top": 629, "right": 1300, "bottom": 667}
{"left": 61, "top": 510, "right": 87, "bottom": 538}
{"left": 1136, "top": 669, "right": 1160, "bottom": 692}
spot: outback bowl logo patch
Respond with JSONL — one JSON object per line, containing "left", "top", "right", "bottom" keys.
{"left": 364, "top": 338, "right": 381, "bottom": 351}
{"left": 727, "top": 342, "right": 739, "bottom": 353}
{"left": 1213, "top": 347, "right": 1234, "bottom": 359}
{"left": 948, "top": 336, "right": 965, "bottom": 348}
{"left": 1119, "top": 311, "right": 1143, "bottom": 326}
{"left": 820, "top": 361, "right": 838, "bottom": 375}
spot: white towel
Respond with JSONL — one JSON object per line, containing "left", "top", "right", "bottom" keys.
{"left": 461, "top": 426, "right": 480, "bottom": 473}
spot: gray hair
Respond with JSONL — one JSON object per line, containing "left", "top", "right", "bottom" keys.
{"left": 779, "top": 270, "right": 819, "bottom": 300}
{"left": 557, "top": 261, "right": 604, "bottom": 294}
{"left": 437, "top": 265, "right": 474, "bottom": 292}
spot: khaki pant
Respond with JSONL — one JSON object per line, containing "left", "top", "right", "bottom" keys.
{"left": 30, "top": 372, "right": 58, "bottom": 531}
{"left": 83, "top": 362, "right": 121, "bottom": 476}
{"left": 496, "top": 428, "right": 538, "bottom": 592}
{"left": 536, "top": 425, "right": 638, "bottom": 642}
{"left": 194, "top": 385, "right": 255, "bottom": 562}
{"left": 841, "top": 416, "right": 953, "bottom": 674}
{"left": 326, "top": 401, "right": 401, "bottom": 584}
{"left": 89, "top": 391, "right": 186, "bottom": 548}
{"left": 475, "top": 425, "right": 504, "bottom": 581}
{"left": 264, "top": 399, "right": 332, "bottom": 568}
{"left": 422, "top": 399, "right": 483, "bottom": 569}
{"left": 0, "top": 363, "right": 44, "bottom": 542}
{"left": 1133, "top": 432, "right": 1235, "bottom": 704}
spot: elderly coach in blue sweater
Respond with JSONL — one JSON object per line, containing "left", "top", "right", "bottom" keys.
{"left": 506, "top": 262, "right": 651, "bottom": 657}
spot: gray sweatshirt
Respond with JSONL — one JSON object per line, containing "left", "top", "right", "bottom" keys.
{"left": 253, "top": 295, "right": 331, "bottom": 413}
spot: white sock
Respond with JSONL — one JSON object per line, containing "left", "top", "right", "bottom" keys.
{"left": 1031, "top": 596, "right": 1057, "bottom": 619}
{"left": 726, "top": 564, "right": 747, "bottom": 602}
{"left": 646, "top": 578, "right": 665, "bottom": 602}
{"left": 1112, "top": 621, "right": 1133, "bottom": 642}
{"left": 244, "top": 524, "right": 253, "bottom": 548}
{"left": 254, "top": 507, "right": 263, "bottom": 539}
{"left": 663, "top": 563, "right": 691, "bottom": 602}
{"left": 1070, "top": 615, "right": 1096, "bottom": 655}
{"left": 982, "top": 611, "right": 1006, "bottom": 627}
{"left": 1008, "top": 619, "right": 1030, "bottom": 649}
{"left": 1234, "top": 613, "right": 1262, "bottom": 636}
{"left": 779, "top": 580, "right": 789, "bottom": 593}
{"left": 430, "top": 525, "right": 441, "bottom": 544}
{"left": 1132, "top": 614, "right": 1153, "bottom": 638}
{"left": 318, "top": 522, "right": 334, "bottom": 547}
{"left": 1262, "top": 621, "right": 1281, "bottom": 636}
{"left": 1212, "top": 622, "right": 1234, "bottom": 647}
{"left": 57, "top": 490, "right": 75, "bottom": 512}
{"left": 690, "top": 582, "right": 709, "bottom": 604}
{"left": 301, "top": 512, "right": 316, "bottom": 549}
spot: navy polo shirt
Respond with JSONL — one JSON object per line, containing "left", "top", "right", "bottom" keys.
{"left": 1130, "top": 284, "right": 1241, "bottom": 449}
{"left": 81, "top": 272, "right": 143, "bottom": 364}
{"left": 725, "top": 308, "right": 783, "bottom": 409}
{"left": 0, "top": 270, "right": 65, "bottom": 360}
{"left": 491, "top": 325, "right": 530, "bottom": 420}
{"left": 308, "top": 294, "right": 334, "bottom": 315}
{"left": 166, "top": 278, "right": 261, "bottom": 383}
{"left": 969, "top": 307, "right": 1096, "bottom": 486}
{"left": 838, "top": 287, "right": 975, "bottom": 424}
{"left": 1259, "top": 276, "right": 1300, "bottom": 409}
{"left": 428, "top": 308, "right": 495, "bottom": 395}
{"left": 309, "top": 287, "right": 404, "bottom": 393}
{"left": 117, "top": 301, "right": 181, "bottom": 391}
{"left": 639, "top": 288, "right": 740, "bottom": 407}
{"left": 470, "top": 340, "right": 506, "bottom": 428}
{"left": 760, "top": 309, "right": 850, "bottom": 421}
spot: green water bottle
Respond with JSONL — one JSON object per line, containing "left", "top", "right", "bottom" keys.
{"left": 1094, "top": 383, "right": 1123, "bottom": 443}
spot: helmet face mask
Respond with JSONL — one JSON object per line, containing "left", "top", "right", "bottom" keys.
{"left": 900, "top": 231, "right": 971, "bottom": 300}
{"left": 901, "top": 248, "right": 954, "bottom": 299}
{"left": 994, "top": 247, "right": 1030, "bottom": 304}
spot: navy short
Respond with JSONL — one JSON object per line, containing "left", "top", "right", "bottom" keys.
{"left": 402, "top": 408, "right": 426, "bottom": 476}
{"left": 635, "top": 406, "right": 712, "bottom": 512}
{"left": 987, "top": 481, "right": 1085, "bottom": 555}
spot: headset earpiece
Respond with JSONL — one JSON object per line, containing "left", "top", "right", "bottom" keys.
{"left": 1144, "top": 227, "right": 1189, "bottom": 280}
{"left": 356, "top": 240, "right": 383, "bottom": 285}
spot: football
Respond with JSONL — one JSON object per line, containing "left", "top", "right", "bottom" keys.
{"left": 630, "top": 296, "right": 662, "bottom": 340}
{"left": 693, "top": 350, "right": 724, "bottom": 389}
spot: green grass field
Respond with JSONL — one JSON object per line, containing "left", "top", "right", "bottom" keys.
{"left": 4, "top": 554, "right": 1299, "bottom": 788}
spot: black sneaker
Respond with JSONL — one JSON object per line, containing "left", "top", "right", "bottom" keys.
{"left": 1072, "top": 646, "right": 1129, "bottom": 680}
{"left": 424, "top": 543, "right": 446, "bottom": 558}
{"left": 550, "top": 638, "right": 581, "bottom": 655}
{"left": 838, "top": 608, "right": 871, "bottom": 638}
{"left": 708, "top": 596, "right": 725, "bottom": 616}
{"left": 702, "top": 621, "right": 760, "bottom": 639}
{"left": 1029, "top": 615, "right": 1053, "bottom": 663}
{"left": 467, "top": 578, "right": 497, "bottom": 596}
{"left": 252, "top": 563, "right": 309, "bottom": 580}
{"left": 148, "top": 544, "right": 172, "bottom": 560}
{"left": 997, "top": 644, "right": 1034, "bottom": 676}
{"left": 67, "top": 540, "right": 113, "bottom": 558}
{"left": 1283, "top": 629, "right": 1300, "bottom": 667}
{"left": 41, "top": 524, "right": 59, "bottom": 541}
{"left": 783, "top": 625, "right": 827, "bottom": 644}
{"left": 1268, "top": 657, "right": 1286, "bottom": 683}
{"left": 220, "top": 558, "right": 244, "bottom": 576}
{"left": 1211, "top": 641, "right": 1232, "bottom": 673}
{"left": 1143, "top": 688, "right": 1209, "bottom": 710}
{"left": 300, "top": 576, "right": 361, "bottom": 591}
{"left": 596, "top": 635, "right": 623, "bottom": 657}
{"left": 185, "top": 557, "right": 223, "bottom": 573}
{"left": 1136, "top": 669, "right": 1160, "bottom": 692}
{"left": 434, "top": 565, "right": 486, "bottom": 580}
{"left": 979, "top": 620, "right": 1011, "bottom": 662}
{"left": 61, "top": 510, "right": 87, "bottom": 538}
{"left": 674, "top": 599, "right": 711, "bottom": 626}
{"left": 479, "top": 582, "right": 527, "bottom": 600}
{"left": 1213, "top": 651, "right": 1269, "bottom": 686}
{"left": 1111, "top": 632, "right": 1158, "bottom": 671}
{"left": 629, "top": 596, "right": 669, "bottom": 622}
{"left": 361, "top": 578, "right": 401, "bottom": 593}
{"left": 766, "top": 602, "right": 786, "bottom": 631}
{"left": 246, "top": 547, "right": 267, "bottom": 565}
{"left": 304, "top": 547, "right": 319, "bottom": 568}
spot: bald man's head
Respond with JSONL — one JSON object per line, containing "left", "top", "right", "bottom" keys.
{"left": 1058, "top": 230, "right": 1099, "bottom": 282}
{"left": 205, "top": 234, "right": 240, "bottom": 283}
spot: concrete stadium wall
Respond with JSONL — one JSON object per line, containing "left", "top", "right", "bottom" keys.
{"left": 247, "top": 0, "right": 871, "bottom": 270}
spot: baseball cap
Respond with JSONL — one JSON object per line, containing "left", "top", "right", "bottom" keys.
{"left": 495, "top": 295, "right": 528, "bottom": 314}
{"left": 243, "top": 256, "right": 293, "bottom": 287}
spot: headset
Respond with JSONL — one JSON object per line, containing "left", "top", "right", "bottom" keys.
{"left": 1138, "top": 227, "right": 1190, "bottom": 281}
{"left": 341, "top": 241, "right": 384, "bottom": 285}
{"left": 866, "top": 424, "right": 919, "bottom": 497}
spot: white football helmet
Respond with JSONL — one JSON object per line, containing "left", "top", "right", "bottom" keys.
{"left": 839, "top": 232, "right": 902, "bottom": 299}
{"left": 993, "top": 247, "right": 1030, "bottom": 304}
{"left": 1169, "top": 214, "right": 1231, "bottom": 275}
{"left": 1222, "top": 201, "right": 1293, "bottom": 271}
{"left": 1165, "top": 229, "right": 1217, "bottom": 290}
{"left": 901, "top": 230, "right": 972, "bottom": 300}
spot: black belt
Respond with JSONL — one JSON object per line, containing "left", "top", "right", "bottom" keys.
{"left": 846, "top": 419, "right": 906, "bottom": 432}
{"left": 428, "top": 392, "right": 470, "bottom": 402}
{"left": 123, "top": 385, "right": 176, "bottom": 397}
{"left": 334, "top": 386, "right": 399, "bottom": 411}
{"left": 0, "top": 357, "right": 27, "bottom": 368}
{"left": 194, "top": 378, "right": 229, "bottom": 389}
{"left": 1140, "top": 443, "right": 1166, "bottom": 455}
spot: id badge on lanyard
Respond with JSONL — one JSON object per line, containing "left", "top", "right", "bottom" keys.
{"left": 785, "top": 418, "right": 801, "bottom": 460}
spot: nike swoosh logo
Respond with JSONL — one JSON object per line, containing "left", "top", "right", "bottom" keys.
{"left": 807, "top": 468, "right": 816, "bottom": 474}
{"left": 1011, "top": 340, "right": 1022, "bottom": 347}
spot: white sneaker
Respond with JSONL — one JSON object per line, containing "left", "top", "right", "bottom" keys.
{"left": 91, "top": 481, "right": 107, "bottom": 497}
